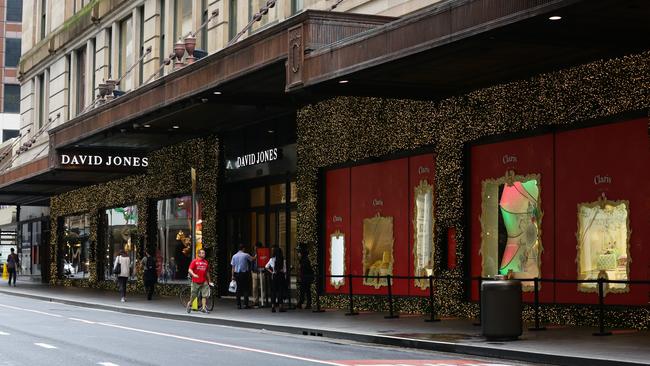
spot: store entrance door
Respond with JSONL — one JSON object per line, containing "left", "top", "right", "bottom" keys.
{"left": 220, "top": 179, "right": 297, "bottom": 295}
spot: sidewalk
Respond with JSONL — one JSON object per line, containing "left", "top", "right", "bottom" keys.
{"left": 0, "top": 280, "right": 648, "bottom": 366}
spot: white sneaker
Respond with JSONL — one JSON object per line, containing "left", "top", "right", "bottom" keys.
{"left": 121, "top": 297, "right": 125, "bottom": 302}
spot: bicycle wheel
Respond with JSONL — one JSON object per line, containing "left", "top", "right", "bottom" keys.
{"left": 207, "top": 288, "right": 215, "bottom": 311}
{"left": 179, "top": 287, "right": 191, "bottom": 307}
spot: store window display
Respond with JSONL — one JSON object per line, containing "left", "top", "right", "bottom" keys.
{"left": 63, "top": 214, "right": 91, "bottom": 279}
{"left": 413, "top": 180, "right": 434, "bottom": 289}
{"left": 330, "top": 230, "right": 345, "bottom": 288}
{"left": 156, "top": 195, "right": 203, "bottom": 283}
{"left": 481, "top": 171, "right": 542, "bottom": 288}
{"left": 104, "top": 206, "right": 138, "bottom": 280}
{"left": 362, "top": 214, "right": 394, "bottom": 289}
{"left": 577, "top": 194, "right": 630, "bottom": 294}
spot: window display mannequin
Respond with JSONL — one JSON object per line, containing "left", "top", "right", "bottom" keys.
{"left": 498, "top": 180, "right": 540, "bottom": 278}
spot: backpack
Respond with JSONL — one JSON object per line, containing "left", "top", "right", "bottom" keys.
{"left": 145, "top": 256, "right": 156, "bottom": 272}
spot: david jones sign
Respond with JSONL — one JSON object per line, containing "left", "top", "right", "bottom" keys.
{"left": 60, "top": 154, "right": 149, "bottom": 167}
{"left": 226, "top": 148, "right": 279, "bottom": 169}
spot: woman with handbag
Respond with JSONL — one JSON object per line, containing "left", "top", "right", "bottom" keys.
{"left": 113, "top": 250, "right": 131, "bottom": 302}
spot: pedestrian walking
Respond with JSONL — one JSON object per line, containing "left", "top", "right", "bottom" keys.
{"left": 265, "top": 245, "right": 287, "bottom": 313}
{"left": 113, "top": 250, "right": 131, "bottom": 302}
{"left": 297, "top": 245, "right": 314, "bottom": 309}
{"left": 230, "top": 244, "right": 255, "bottom": 309}
{"left": 186, "top": 248, "right": 213, "bottom": 314}
{"left": 142, "top": 249, "right": 157, "bottom": 300}
{"left": 6, "top": 248, "right": 19, "bottom": 287}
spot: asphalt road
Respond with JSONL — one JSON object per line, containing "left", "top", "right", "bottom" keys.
{"left": 0, "top": 293, "right": 544, "bottom": 366}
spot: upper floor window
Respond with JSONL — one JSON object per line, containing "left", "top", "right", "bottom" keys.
{"left": 5, "top": 38, "right": 21, "bottom": 67}
{"left": 37, "top": 73, "right": 46, "bottom": 129}
{"left": 6, "top": 0, "right": 23, "bottom": 22}
{"left": 3, "top": 84, "right": 20, "bottom": 113}
{"left": 292, "top": 0, "right": 303, "bottom": 14}
{"left": 119, "top": 16, "right": 134, "bottom": 91}
{"left": 175, "top": 0, "right": 193, "bottom": 40}
{"left": 40, "top": 0, "right": 48, "bottom": 40}
{"left": 76, "top": 47, "right": 87, "bottom": 114}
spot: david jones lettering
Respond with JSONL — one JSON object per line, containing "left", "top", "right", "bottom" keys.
{"left": 61, "top": 154, "right": 149, "bottom": 167}
{"left": 236, "top": 148, "right": 279, "bottom": 168}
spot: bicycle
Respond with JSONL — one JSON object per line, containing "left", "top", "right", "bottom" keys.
{"left": 179, "top": 277, "right": 216, "bottom": 312}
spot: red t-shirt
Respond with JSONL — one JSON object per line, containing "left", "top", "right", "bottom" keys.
{"left": 189, "top": 258, "right": 209, "bottom": 284}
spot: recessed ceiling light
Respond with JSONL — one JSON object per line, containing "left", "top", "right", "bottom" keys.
{"left": 143, "top": 124, "right": 151, "bottom": 128}
{"left": 267, "top": 129, "right": 275, "bottom": 134}
{"left": 172, "top": 125, "right": 180, "bottom": 129}
{"left": 338, "top": 80, "right": 349, "bottom": 84}
{"left": 548, "top": 15, "right": 562, "bottom": 20}
{"left": 213, "top": 91, "right": 222, "bottom": 95}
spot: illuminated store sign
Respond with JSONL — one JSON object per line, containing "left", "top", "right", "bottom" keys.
{"left": 226, "top": 148, "right": 279, "bottom": 169}
{"left": 57, "top": 150, "right": 149, "bottom": 171}
{"left": 61, "top": 154, "right": 149, "bottom": 167}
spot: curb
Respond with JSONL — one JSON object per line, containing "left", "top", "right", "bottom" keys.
{"left": 0, "top": 288, "right": 643, "bottom": 366}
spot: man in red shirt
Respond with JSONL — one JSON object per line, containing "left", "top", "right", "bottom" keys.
{"left": 186, "top": 249, "right": 212, "bottom": 314}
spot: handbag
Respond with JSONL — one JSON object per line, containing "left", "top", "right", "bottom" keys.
{"left": 113, "top": 260, "right": 121, "bottom": 275}
{"left": 228, "top": 279, "right": 237, "bottom": 293}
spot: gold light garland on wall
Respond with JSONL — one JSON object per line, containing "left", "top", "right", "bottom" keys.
{"left": 49, "top": 136, "right": 219, "bottom": 296}
{"left": 297, "top": 51, "right": 650, "bottom": 329}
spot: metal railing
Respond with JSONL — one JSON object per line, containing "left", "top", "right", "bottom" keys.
{"left": 281, "top": 272, "right": 650, "bottom": 336}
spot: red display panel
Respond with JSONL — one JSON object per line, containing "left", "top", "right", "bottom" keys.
{"left": 325, "top": 168, "right": 351, "bottom": 294}
{"left": 350, "top": 158, "right": 409, "bottom": 295}
{"left": 408, "top": 153, "right": 436, "bottom": 296}
{"left": 470, "top": 134, "right": 555, "bottom": 303}
{"left": 555, "top": 118, "right": 650, "bottom": 305}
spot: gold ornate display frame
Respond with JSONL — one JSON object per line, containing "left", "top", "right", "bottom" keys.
{"left": 479, "top": 170, "right": 543, "bottom": 291}
{"left": 576, "top": 193, "right": 631, "bottom": 295}
{"left": 329, "top": 229, "right": 346, "bottom": 289}
{"left": 362, "top": 213, "right": 394, "bottom": 289}
{"left": 413, "top": 179, "right": 435, "bottom": 290}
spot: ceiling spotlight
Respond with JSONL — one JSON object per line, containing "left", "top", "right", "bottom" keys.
{"left": 548, "top": 15, "right": 562, "bottom": 20}
{"left": 143, "top": 124, "right": 151, "bottom": 128}
{"left": 213, "top": 91, "right": 222, "bottom": 95}
{"left": 338, "top": 80, "right": 349, "bottom": 84}
{"left": 267, "top": 129, "right": 275, "bottom": 134}
{"left": 172, "top": 125, "right": 180, "bottom": 129}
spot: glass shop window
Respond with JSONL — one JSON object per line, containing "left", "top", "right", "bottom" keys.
{"left": 103, "top": 205, "right": 138, "bottom": 280}
{"left": 156, "top": 195, "right": 203, "bottom": 283}
{"left": 577, "top": 197, "right": 630, "bottom": 294}
{"left": 62, "top": 214, "right": 91, "bottom": 279}
{"left": 480, "top": 173, "right": 542, "bottom": 289}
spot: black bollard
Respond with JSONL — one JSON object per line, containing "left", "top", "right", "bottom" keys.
{"left": 345, "top": 273, "right": 358, "bottom": 316}
{"left": 425, "top": 275, "right": 440, "bottom": 322}
{"left": 529, "top": 277, "right": 546, "bottom": 331}
{"left": 384, "top": 274, "right": 399, "bottom": 319}
{"left": 593, "top": 278, "right": 612, "bottom": 336}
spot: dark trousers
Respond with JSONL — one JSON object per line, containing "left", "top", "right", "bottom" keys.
{"left": 144, "top": 282, "right": 155, "bottom": 300}
{"left": 234, "top": 271, "right": 251, "bottom": 307}
{"left": 298, "top": 277, "right": 313, "bottom": 307}
{"left": 7, "top": 268, "right": 16, "bottom": 286}
{"left": 270, "top": 272, "right": 286, "bottom": 307}
{"left": 117, "top": 276, "right": 128, "bottom": 298}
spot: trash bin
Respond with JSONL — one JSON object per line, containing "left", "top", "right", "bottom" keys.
{"left": 481, "top": 279, "right": 522, "bottom": 340}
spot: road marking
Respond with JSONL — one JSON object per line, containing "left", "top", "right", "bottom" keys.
{"left": 0, "top": 303, "right": 63, "bottom": 318}
{"left": 69, "top": 317, "right": 96, "bottom": 324}
{"left": 34, "top": 343, "right": 57, "bottom": 349}
{"left": 334, "top": 362, "right": 513, "bottom": 366}
{"left": 96, "top": 322, "right": 346, "bottom": 366}
{"left": 0, "top": 331, "right": 9, "bottom": 335}
{"left": 98, "top": 362, "right": 120, "bottom": 366}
